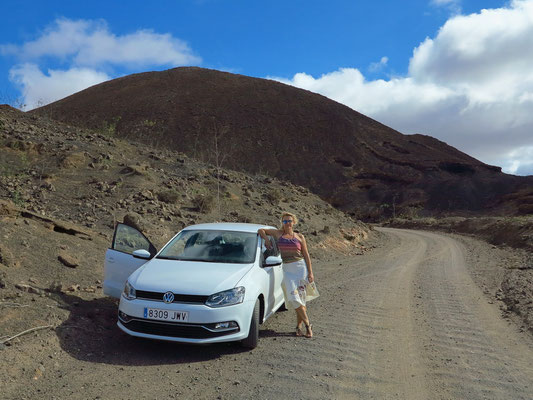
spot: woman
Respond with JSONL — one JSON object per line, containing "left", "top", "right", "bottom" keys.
{"left": 258, "top": 212, "right": 314, "bottom": 338}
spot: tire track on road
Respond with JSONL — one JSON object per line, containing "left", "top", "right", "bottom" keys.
{"left": 401, "top": 229, "right": 533, "bottom": 400}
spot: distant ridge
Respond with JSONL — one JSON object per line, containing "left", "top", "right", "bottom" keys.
{"left": 32, "top": 67, "right": 533, "bottom": 218}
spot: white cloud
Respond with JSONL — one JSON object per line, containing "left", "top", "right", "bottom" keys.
{"left": 1, "top": 18, "right": 201, "bottom": 68}
{"left": 368, "top": 56, "right": 389, "bottom": 72}
{"left": 272, "top": 0, "right": 533, "bottom": 175}
{"left": 430, "top": 0, "right": 462, "bottom": 14}
{"left": 9, "top": 63, "right": 110, "bottom": 110}
{"left": 1, "top": 18, "right": 201, "bottom": 109}
{"left": 504, "top": 146, "right": 533, "bottom": 175}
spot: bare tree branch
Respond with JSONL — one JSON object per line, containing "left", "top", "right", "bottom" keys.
{"left": 0, "top": 325, "right": 53, "bottom": 344}
{"left": 0, "top": 302, "right": 30, "bottom": 308}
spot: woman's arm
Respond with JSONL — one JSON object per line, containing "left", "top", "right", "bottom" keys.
{"left": 298, "top": 234, "right": 314, "bottom": 283}
{"left": 258, "top": 228, "right": 280, "bottom": 249}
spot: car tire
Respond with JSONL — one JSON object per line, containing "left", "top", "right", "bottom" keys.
{"left": 242, "top": 299, "right": 260, "bottom": 349}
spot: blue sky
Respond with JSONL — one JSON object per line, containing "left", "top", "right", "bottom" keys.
{"left": 1, "top": 0, "right": 532, "bottom": 175}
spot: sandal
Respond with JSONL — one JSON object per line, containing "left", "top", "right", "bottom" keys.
{"left": 295, "top": 323, "right": 303, "bottom": 337}
{"left": 304, "top": 323, "right": 313, "bottom": 338}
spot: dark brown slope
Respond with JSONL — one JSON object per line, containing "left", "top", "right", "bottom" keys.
{"left": 32, "top": 67, "right": 533, "bottom": 219}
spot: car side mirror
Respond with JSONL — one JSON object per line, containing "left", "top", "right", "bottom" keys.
{"left": 132, "top": 249, "right": 152, "bottom": 260}
{"left": 264, "top": 255, "right": 282, "bottom": 267}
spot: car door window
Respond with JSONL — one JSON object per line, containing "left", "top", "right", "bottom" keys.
{"left": 262, "top": 235, "right": 280, "bottom": 261}
{"left": 112, "top": 223, "right": 157, "bottom": 256}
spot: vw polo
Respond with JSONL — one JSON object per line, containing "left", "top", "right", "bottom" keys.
{"left": 103, "top": 222, "right": 284, "bottom": 348}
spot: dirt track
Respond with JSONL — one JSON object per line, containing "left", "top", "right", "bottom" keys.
{"left": 2, "top": 228, "right": 533, "bottom": 400}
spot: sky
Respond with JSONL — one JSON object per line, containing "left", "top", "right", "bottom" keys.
{"left": 1, "top": 0, "right": 532, "bottom": 176}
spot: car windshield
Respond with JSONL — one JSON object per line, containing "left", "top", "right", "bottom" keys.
{"left": 156, "top": 230, "right": 258, "bottom": 264}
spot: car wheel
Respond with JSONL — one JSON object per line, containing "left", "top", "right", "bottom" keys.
{"left": 242, "top": 298, "right": 260, "bottom": 349}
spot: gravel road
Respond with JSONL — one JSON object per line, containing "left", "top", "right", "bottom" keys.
{"left": 2, "top": 228, "right": 532, "bottom": 400}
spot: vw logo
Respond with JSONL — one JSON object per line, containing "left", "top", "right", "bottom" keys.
{"left": 162, "top": 291, "right": 175, "bottom": 304}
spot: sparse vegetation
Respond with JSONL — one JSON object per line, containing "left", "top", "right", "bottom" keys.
{"left": 265, "top": 188, "right": 282, "bottom": 204}
{"left": 193, "top": 193, "right": 215, "bottom": 213}
{"left": 11, "top": 190, "right": 25, "bottom": 208}
{"left": 142, "top": 119, "right": 156, "bottom": 127}
{"left": 101, "top": 116, "right": 121, "bottom": 136}
{"left": 157, "top": 189, "right": 180, "bottom": 204}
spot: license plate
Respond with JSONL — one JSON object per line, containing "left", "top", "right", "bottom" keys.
{"left": 144, "top": 307, "right": 189, "bottom": 322}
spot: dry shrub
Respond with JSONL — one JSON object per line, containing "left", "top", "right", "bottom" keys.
{"left": 157, "top": 189, "right": 180, "bottom": 204}
{"left": 193, "top": 194, "right": 215, "bottom": 213}
{"left": 265, "top": 189, "right": 282, "bottom": 204}
{"left": 60, "top": 152, "right": 86, "bottom": 169}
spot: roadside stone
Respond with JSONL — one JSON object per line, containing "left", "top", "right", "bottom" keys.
{"left": 120, "top": 165, "right": 144, "bottom": 175}
{"left": 0, "top": 244, "right": 15, "bottom": 267}
{"left": 15, "top": 283, "right": 42, "bottom": 295}
{"left": 58, "top": 252, "right": 79, "bottom": 268}
{"left": 140, "top": 190, "right": 154, "bottom": 200}
{"left": 343, "top": 232, "right": 356, "bottom": 241}
{"left": 67, "top": 284, "right": 80, "bottom": 292}
{"left": 0, "top": 199, "right": 19, "bottom": 216}
{"left": 123, "top": 213, "right": 145, "bottom": 232}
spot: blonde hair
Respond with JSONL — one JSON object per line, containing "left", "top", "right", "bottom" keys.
{"left": 280, "top": 212, "right": 298, "bottom": 227}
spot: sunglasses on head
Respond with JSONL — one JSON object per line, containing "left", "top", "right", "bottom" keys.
{"left": 282, "top": 219, "right": 294, "bottom": 224}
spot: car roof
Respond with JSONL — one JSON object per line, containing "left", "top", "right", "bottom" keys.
{"left": 182, "top": 222, "right": 276, "bottom": 233}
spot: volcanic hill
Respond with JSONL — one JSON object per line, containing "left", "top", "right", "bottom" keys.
{"left": 32, "top": 67, "right": 533, "bottom": 219}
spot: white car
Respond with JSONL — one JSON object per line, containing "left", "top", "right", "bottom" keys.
{"left": 103, "top": 222, "right": 285, "bottom": 348}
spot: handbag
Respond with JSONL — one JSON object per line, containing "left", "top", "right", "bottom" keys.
{"left": 305, "top": 281, "right": 320, "bottom": 302}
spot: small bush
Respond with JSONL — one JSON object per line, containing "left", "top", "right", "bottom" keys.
{"left": 157, "top": 189, "right": 180, "bottom": 204}
{"left": 143, "top": 120, "right": 156, "bottom": 127}
{"left": 265, "top": 189, "right": 282, "bottom": 204}
{"left": 193, "top": 194, "right": 215, "bottom": 213}
{"left": 101, "top": 116, "right": 121, "bottom": 136}
{"left": 11, "top": 190, "right": 25, "bottom": 208}
{"left": 48, "top": 281, "right": 63, "bottom": 293}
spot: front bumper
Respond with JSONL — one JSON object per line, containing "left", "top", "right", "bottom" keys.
{"left": 117, "top": 296, "right": 254, "bottom": 344}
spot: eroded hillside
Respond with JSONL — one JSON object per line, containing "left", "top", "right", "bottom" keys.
{"left": 32, "top": 67, "right": 533, "bottom": 219}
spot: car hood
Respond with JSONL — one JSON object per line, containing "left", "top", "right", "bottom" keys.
{"left": 129, "top": 259, "right": 254, "bottom": 295}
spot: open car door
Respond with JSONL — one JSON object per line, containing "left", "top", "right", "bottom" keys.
{"left": 103, "top": 223, "right": 157, "bottom": 299}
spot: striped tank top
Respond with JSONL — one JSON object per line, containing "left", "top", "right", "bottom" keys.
{"left": 278, "top": 235, "right": 304, "bottom": 263}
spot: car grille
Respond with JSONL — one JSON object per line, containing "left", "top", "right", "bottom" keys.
{"left": 136, "top": 290, "right": 209, "bottom": 304}
{"left": 120, "top": 316, "right": 239, "bottom": 339}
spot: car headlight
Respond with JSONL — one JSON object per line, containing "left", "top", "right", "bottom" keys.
{"left": 122, "top": 281, "right": 136, "bottom": 300}
{"left": 205, "top": 287, "right": 245, "bottom": 308}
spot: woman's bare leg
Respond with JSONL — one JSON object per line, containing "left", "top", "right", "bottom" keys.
{"left": 295, "top": 311, "right": 303, "bottom": 336}
{"left": 295, "top": 306, "right": 312, "bottom": 337}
